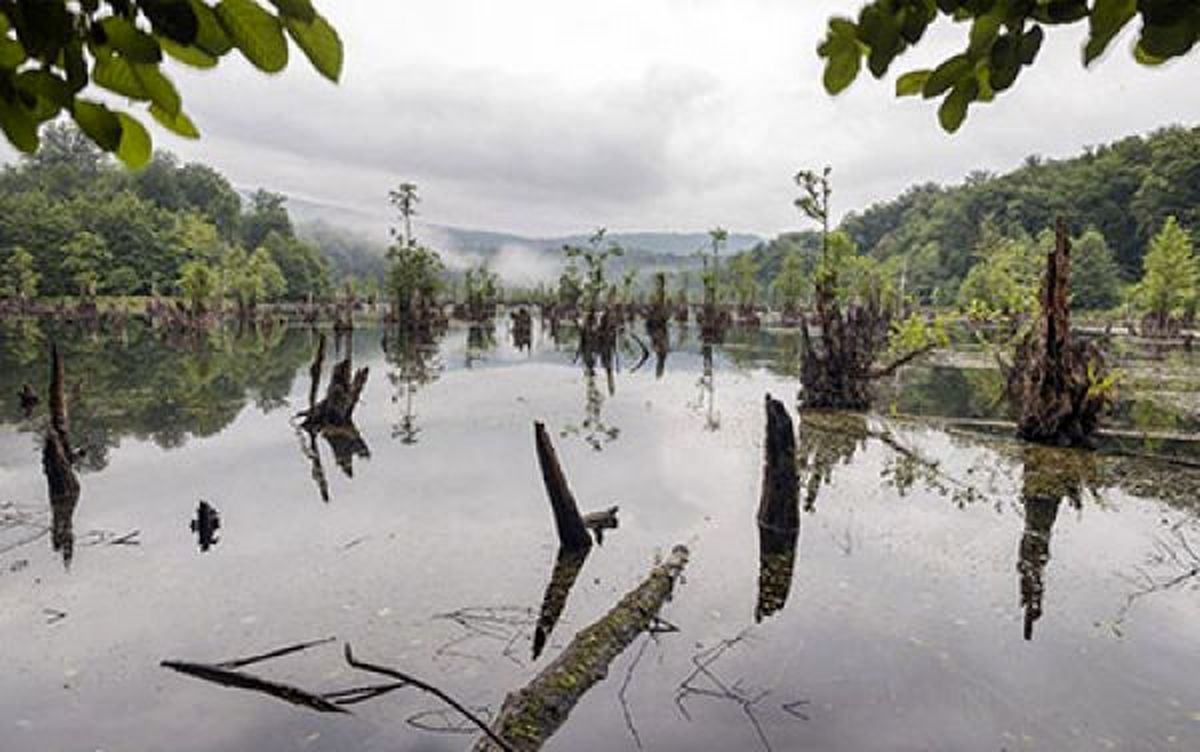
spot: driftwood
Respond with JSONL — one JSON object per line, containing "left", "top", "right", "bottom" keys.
{"left": 533, "top": 422, "right": 593, "bottom": 552}
{"left": 1008, "top": 217, "right": 1112, "bottom": 446}
{"left": 756, "top": 395, "right": 800, "bottom": 622}
{"left": 474, "top": 545, "right": 690, "bottom": 752}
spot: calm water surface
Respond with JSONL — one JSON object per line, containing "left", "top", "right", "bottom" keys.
{"left": 2, "top": 320, "right": 1199, "bottom": 752}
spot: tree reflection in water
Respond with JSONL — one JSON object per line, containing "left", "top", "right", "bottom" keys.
{"left": 384, "top": 330, "right": 443, "bottom": 445}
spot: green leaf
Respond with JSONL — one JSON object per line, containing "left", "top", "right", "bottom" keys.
{"left": 160, "top": 36, "right": 219, "bottom": 68}
{"left": 967, "top": 8, "right": 1003, "bottom": 56}
{"left": 0, "top": 35, "right": 26, "bottom": 68}
{"left": 141, "top": 0, "right": 201, "bottom": 45}
{"left": 1084, "top": 0, "right": 1136, "bottom": 65}
{"left": 216, "top": 0, "right": 288, "bottom": 73}
{"left": 1139, "top": 21, "right": 1198, "bottom": 59}
{"left": 0, "top": 98, "right": 38, "bottom": 152}
{"left": 269, "top": 0, "right": 316, "bottom": 23}
{"left": 858, "top": 6, "right": 901, "bottom": 78}
{"left": 896, "top": 69, "right": 930, "bottom": 96}
{"left": 100, "top": 17, "right": 163, "bottom": 64}
{"left": 923, "top": 53, "right": 971, "bottom": 97}
{"left": 14, "top": 69, "right": 72, "bottom": 120}
{"left": 938, "top": 78, "right": 978, "bottom": 133}
{"left": 72, "top": 100, "right": 123, "bottom": 152}
{"left": 93, "top": 54, "right": 149, "bottom": 100}
{"left": 1133, "top": 42, "right": 1167, "bottom": 66}
{"left": 149, "top": 102, "right": 201, "bottom": 138}
{"left": 132, "top": 63, "right": 182, "bottom": 115}
{"left": 191, "top": 0, "right": 234, "bottom": 56}
{"left": 284, "top": 12, "right": 342, "bottom": 82}
{"left": 818, "top": 18, "right": 863, "bottom": 95}
{"left": 1019, "top": 26, "right": 1044, "bottom": 65}
{"left": 116, "top": 111, "right": 152, "bottom": 169}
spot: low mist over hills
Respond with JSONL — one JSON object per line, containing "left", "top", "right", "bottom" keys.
{"left": 281, "top": 194, "right": 761, "bottom": 287}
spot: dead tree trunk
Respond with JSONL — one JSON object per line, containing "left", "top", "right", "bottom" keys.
{"left": 756, "top": 395, "right": 800, "bottom": 622}
{"left": 1008, "top": 217, "right": 1112, "bottom": 446}
{"left": 533, "top": 422, "right": 593, "bottom": 552}
{"left": 757, "top": 395, "right": 799, "bottom": 532}
{"left": 473, "top": 545, "right": 689, "bottom": 752}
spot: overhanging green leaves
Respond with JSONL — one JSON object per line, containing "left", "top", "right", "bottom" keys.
{"left": 215, "top": 0, "right": 288, "bottom": 73}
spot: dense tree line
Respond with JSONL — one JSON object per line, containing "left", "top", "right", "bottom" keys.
{"left": 0, "top": 123, "right": 332, "bottom": 303}
{"left": 739, "top": 125, "right": 1199, "bottom": 311}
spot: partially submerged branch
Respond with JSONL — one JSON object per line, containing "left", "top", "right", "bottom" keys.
{"left": 533, "top": 422, "right": 593, "bottom": 552}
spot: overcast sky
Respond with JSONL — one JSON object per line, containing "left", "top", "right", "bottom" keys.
{"left": 17, "top": 1, "right": 1200, "bottom": 238}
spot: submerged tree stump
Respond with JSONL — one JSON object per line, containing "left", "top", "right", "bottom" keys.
{"left": 798, "top": 282, "right": 891, "bottom": 409}
{"left": 474, "top": 545, "right": 689, "bottom": 752}
{"left": 301, "top": 357, "right": 369, "bottom": 430}
{"left": 1008, "top": 217, "right": 1112, "bottom": 446}
{"left": 533, "top": 422, "right": 593, "bottom": 552}
{"left": 756, "top": 395, "right": 801, "bottom": 622}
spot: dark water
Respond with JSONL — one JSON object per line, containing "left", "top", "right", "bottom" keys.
{"left": 2, "top": 320, "right": 1200, "bottom": 752}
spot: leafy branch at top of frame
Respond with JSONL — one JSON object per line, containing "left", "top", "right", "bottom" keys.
{"left": 818, "top": 0, "right": 1200, "bottom": 133}
{"left": 0, "top": 0, "right": 343, "bottom": 167}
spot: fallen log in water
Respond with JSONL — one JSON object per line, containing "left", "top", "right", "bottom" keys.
{"left": 473, "top": 545, "right": 690, "bottom": 752}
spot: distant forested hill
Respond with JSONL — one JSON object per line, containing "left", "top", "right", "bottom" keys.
{"left": 0, "top": 124, "right": 332, "bottom": 300}
{"left": 741, "top": 125, "right": 1200, "bottom": 301}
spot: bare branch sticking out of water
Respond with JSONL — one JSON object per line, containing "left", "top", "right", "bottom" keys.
{"left": 344, "top": 644, "right": 514, "bottom": 752}
{"left": 161, "top": 638, "right": 347, "bottom": 714}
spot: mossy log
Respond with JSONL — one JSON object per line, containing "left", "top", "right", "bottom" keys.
{"left": 1008, "top": 217, "right": 1111, "bottom": 446}
{"left": 533, "top": 422, "right": 593, "bottom": 552}
{"left": 473, "top": 545, "right": 689, "bottom": 752}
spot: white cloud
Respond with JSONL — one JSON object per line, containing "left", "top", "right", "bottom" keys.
{"left": 7, "top": 0, "right": 1200, "bottom": 237}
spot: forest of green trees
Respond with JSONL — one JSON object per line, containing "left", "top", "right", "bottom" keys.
{"left": 0, "top": 123, "right": 333, "bottom": 306}
{"left": 740, "top": 124, "right": 1200, "bottom": 312}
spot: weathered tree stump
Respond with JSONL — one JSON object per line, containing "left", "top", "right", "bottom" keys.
{"left": 756, "top": 395, "right": 800, "bottom": 622}
{"left": 533, "top": 422, "right": 593, "bottom": 552}
{"left": 474, "top": 545, "right": 689, "bottom": 752}
{"left": 301, "top": 357, "right": 369, "bottom": 430}
{"left": 1008, "top": 217, "right": 1112, "bottom": 446}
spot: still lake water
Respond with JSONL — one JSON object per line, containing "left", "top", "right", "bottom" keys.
{"left": 2, "top": 319, "right": 1200, "bottom": 751}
